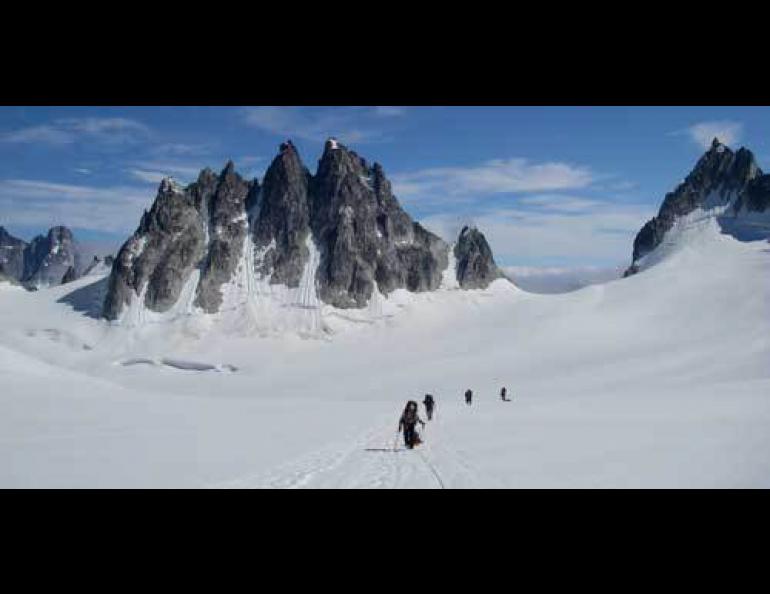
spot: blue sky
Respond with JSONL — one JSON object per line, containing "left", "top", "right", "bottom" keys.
{"left": 1, "top": 106, "right": 769, "bottom": 268}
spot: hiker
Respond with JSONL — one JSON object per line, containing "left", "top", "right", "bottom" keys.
{"left": 423, "top": 394, "right": 435, "bottom": 420}
{"left": 501, "top": 387, "right": 510, "bottom": 401}
{"left": 398, "top": 400, "right": 426, "bottom": 449}
{"left": 465, "top": 389, "right": 473, "bottom": 405}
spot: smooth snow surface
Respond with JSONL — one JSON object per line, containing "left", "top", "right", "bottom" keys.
{"left": 0, "top": 220, "right": 769, "bottom": 488}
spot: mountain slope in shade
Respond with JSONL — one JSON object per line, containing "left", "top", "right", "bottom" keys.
{"left": 0, "top": 226, "right": 26, "bottom": 280}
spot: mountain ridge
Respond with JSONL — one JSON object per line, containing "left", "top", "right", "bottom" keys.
{"left": 102, "top": 138, "right": 505, "bottom": 322}
{"left": 625, "top": 137, "right": 770, "bottom": 276}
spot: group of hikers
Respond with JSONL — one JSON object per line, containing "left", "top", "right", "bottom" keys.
{"left": 398, "top": 387, "right": 513, "bottom": 449}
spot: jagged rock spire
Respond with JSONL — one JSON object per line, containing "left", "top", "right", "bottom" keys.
{"left": 454, "top": 226, "right": 503, "bottom": 289}
{"left": 625, "top": 140, "right": 767, "bottom": 276}
{"left": 102, "top": 138, "right": 507, "bottom": 320}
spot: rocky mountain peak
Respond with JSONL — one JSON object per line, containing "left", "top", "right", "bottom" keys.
{"left": 454, "top": 226, "right": 503, "bottom": 289}
{"left": 221, "top": 160, "right": 236, "bottom": 176}
{"left": 102, "top": 138, "right": 507, "bottom": 321}
{"left": 625, "top": 140, "right": 769, "bottom": 276}
{"left": 0, "top": 226, "right": 27, "bottom": 281}
{"left": 23, "top": 225, "right": 80, "bottom": 287}
{"left": 252, "top": 141, "right": 312, "bottom": 287}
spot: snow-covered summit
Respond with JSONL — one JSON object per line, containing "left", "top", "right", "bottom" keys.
{"left": 625, "top": 139, "right": 770, "bottom": 276}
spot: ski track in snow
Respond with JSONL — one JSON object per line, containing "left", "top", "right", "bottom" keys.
{"left": 211, "top": 411, "right": 495, "bottom": 489}
{"left": 2, "top": 218, "right": 770, "bottom": 488}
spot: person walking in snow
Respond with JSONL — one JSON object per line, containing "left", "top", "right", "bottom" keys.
{"left": 423, "top": 394, "right": 435, "bottom": 420}
{"left": 399, "top": 400, "right": 426, "bottom": 449}
{"left": 501, "top": 387, "right": 510, "bottom": 401}
{"left": 465, "top": 389, "right": 473, "bottom": 405}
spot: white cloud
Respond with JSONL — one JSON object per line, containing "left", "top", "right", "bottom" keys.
{"left": 1, "top": 117, "right": 151, "bottom": 146}
{"left": 128, "top": 170, "right": 170, "bottom": 184}
{"left": 502, "top": 264, "right": 625, "bottom": 294}
{"left": 374, "top": 106, "right": 406, "bottom": 117}
{"left": 127, "top": 161, "right": 204, "bottom": 184}
{"left": 150, "top": 142, "right": 211, "bottom": 157}
{"left": 74, "top": 168, "right": 92, "bottom": 175}
{"left": 0, "top": 179, "right": 152, "bottom": 234}
{"left": 392, "top": 158, "right": 595, "bottom": 200}
{"left": 686, "top": 120, "right": 743, "bottom": 149}
{"left": 241, "top": 107, "right": 382, "bottom": 144}
{"left": 1, "top": 125, "right": 74, "bottom": 145}
{"left": 518, "top": 194, "right": 605, "bottom": 212}
{"left": 420, "top": 201, "right": 655, "bottom": 268}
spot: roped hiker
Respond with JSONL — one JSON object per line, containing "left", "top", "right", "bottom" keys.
{"left": 398, "top": 400, "right": 426, "bottom": 449}
{"left": 501, "top": 387, "right": 510, "bottom": 401}
{"left": 465, "top": 388, "right": 473, "bottom": 405}
{"left": 423, "top": 394, "right": 435, "bottom": 420}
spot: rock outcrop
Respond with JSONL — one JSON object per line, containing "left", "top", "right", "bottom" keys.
{"left": 194, "top": 163, "right": 252, "bottom": 313}
{"left": 311, "top": 139, "right": 448, "bottom": 307}
{"left": 1, "top": 225, "right": 87, "bottom": 287}
{"left": 0, "top": 226, "right": 27, "bottom": 281}
{"left": 103, "top": 178, "right": 207, "bottom": 320}
{"left": 454, "top": 226, "right": 503, "bottom": 289}
{"left": 625, "top": 138, "right": 769, "bottom": 276}
{"left": 251, "top": 141, "right": 311, "bottom": 287}
{"left": 102, "top": 138, "right": 505, "bottom": 321}
{"left": 24, "top": 226, "right": 80, "bottom": 287}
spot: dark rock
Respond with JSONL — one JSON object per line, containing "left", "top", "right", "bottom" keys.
{"left": 252, "top": 140, "right": 312, "bottom": 287}
{"left": 61, "top": 265, "right": 77, "bottom": 284}
{"left": 740, "top": 174, "right": 770, "bottom": 213}
{"left": 625, "top": 138, "right": 763, "bottom": 276}
{"left": 103, "top": 179, "right": 206, "bottom": 320}
{"left": 311, "top": 139, "right": 448, "bottom": 307}
{"left": 0, "top": 226, "right": 27, "bottom": 281}
{"left": 195, "top": 162, "right": 252, "bottom": 313}
{"left": 102, "top": 138, "right": 505, "bottom": 320}
{"left": 454, "top": 226, "right": 503, "bottom": 289}
{"left": 23, "top": 226, "right": 80, "bottom": 287}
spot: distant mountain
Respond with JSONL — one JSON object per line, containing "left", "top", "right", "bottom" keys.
{"left": 505, "top": 265, "right": 624, "bottom": 294}
{"left": 103, "top": 138, "right": 507, "bottom": 321}
{"left": 625, "top": 138, "right": 770, "bottom": 276}
{"left": 0, "top": 225, "right": 85, "bottom": 288}
{"left": 0, "top": 226, "right": 26, "bottom": 280}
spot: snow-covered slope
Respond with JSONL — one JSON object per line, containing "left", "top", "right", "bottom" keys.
{"left": 0, "top": 220, "right": 768, "bottom": 488}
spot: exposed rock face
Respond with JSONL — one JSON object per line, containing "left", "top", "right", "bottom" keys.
{"left": 194, "top": 163, "right": 252, "bottom": 313}
{"left": 252, "top": 141, "right": 311, "bottom": 287}
{"left": 61, "top": 266, "right": 77, "bottom": 284}
{"left": 1, "top": 225, "right": 86, "bottom": 287}
{"left": 734, "top": 171, "right": 770, "bottom": 214}
{"left": 0, "top": 226, "right": 27, "bottom": 280}
{"left": 103, "top": 179, "right": 206, "bottom": 320}
{"left": 454, "top": 226, "right": 503, "bottom": 289}
{"left": 625, "top": 138, "right": 766, "bottom": 276}
{"left": 23, "top": 226, "right": 80, "bottom": 288}
{"left": 81, "top": 255, "right": 115, "bottom": 277}
{"left": 311, "top": 139, "right": 448, "bottom": 307}
{"left": 102, "top": 138, "right": 504, "bottom": 321}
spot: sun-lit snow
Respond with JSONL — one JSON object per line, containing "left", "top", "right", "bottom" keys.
{"left": 0, "top": 219, "right": 768, "bottom": 488}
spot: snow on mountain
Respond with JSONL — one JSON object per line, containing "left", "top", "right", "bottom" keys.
{"left": 103, "top": 140, "right": 503, "bottom": 329}
{"left": 0, "top": 225, "right": 88, "bottom": 288}
{"left": 625, "top": 137, "right": 770, "bottom": 276}
{"left": 0, "top": 214, "right": 768, "bottom": 487}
